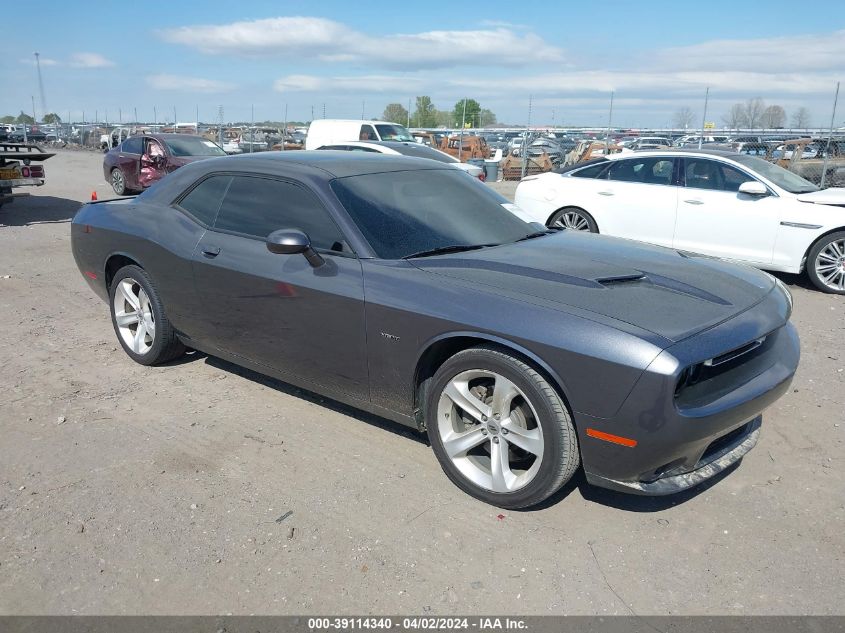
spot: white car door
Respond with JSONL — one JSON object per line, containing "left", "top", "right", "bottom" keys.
{"left": 672, "top": 157, "right": 780, "bottom": 265}
{"left": 588, "top": 156, "right": 679, "bottom": 247}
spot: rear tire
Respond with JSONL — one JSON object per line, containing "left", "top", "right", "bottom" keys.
{"left": 807, "top": 231, "right": 845, "bottom": 294}
{"left": 426, "top": 346, "right": 579, "bottom": 509}
{"left": 547, "top": 206, "right": 598, "bottom": 233}
{"left": 110, "top": 168, "right": 135, "bottom": 196}
{"left": 109, "top": 265, "right": 185, "bottom": 365}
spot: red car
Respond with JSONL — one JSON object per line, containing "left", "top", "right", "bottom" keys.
{"left": 103, "top": 133, "right": 226, "bottom": 195}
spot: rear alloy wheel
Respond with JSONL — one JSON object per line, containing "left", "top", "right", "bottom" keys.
{"left": 111, "top": 168, "right": 129, "bottom": 196}
{"left": 426, "top": 347, "right": 579, "bottom": 509}
{"left": 109, "top": 265, "right": 185, "bottom": 365}
{"left": 548, "top": 207, "right": 598, "bottom": 233}
{"left": 807, "top": 231, "right": 845, "bottom": 294}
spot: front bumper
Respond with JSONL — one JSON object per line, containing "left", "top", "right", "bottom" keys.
{"left": 577, "top": 287, "right": 799, "bottom": 496}
{"left": 586, "top": 416, "right": 761, "bottom": 495}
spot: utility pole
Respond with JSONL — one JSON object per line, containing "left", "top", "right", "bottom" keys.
{"left": 458, "top": 98, "right": 467, "bottom": 162}
{"left": 34, "top": 52, "right": 47, "bottom": 119}
{"left": 250, "top": 104, "right": 254, "bottom": 153}
{"left": 361, "top": 100, "right": 365, "bottom": 120}
{"left": 820, "top": 81, "right": 840, "bottom": 189}
{"left": 407, "top": 98, "right": 411, "bottom": 128}
{"left": 698, "top": 87, "right": 710, "bottom": 149}
{"left": 521, "top": 95, "right": 533, "bottom": 179}
{"left": 322, "top": 103, "right": 326, "bottom": 119}
{"left": 606, "top": 91, "right": 614, "bottom": 145}
{"left": 282, "top": 103, "right": 288, "bottom": 152}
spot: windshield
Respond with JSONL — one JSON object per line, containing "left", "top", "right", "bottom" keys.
{"left": 164, "top": 136, "right": 227, "bottom": 157}
{"left": 375, "top": 124, "right": 414, "bottom": 142}
{"left": 331, "top": 169, "right": 533, "bottom": 259}
{"left": 732, "top": 155, "right": 819, "bottom": 193}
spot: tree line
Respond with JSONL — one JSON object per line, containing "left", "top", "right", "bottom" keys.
{"left": 381, "top": 97, "right": 497, "bottom": 128}
{"left": 1, "top": 112, "right": 62, "bottom": 124}
{"left": 673, "top": 99, "right": 813, "bottom": 130}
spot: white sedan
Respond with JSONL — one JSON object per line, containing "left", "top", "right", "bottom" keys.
{"left": 315, "top": 140, "right": 486, "bottom": 181}
{"left": 514, "top": 149, "right": 845, "bottom": 294}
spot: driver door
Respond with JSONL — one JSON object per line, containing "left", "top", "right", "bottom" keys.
{"left": 189, "top": 174, "right": 369, "bottom": 401}
{"left": 139, "top": 138, "right": 167, "bottom": 188}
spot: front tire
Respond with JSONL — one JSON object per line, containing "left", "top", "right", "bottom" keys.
{"left": 548, "top": 206, "right": 598, "bottom": 232}
{"left": 426, "top": 346, "right": 579, "bottom": 509}
{"left": 807, "top": 231, "right": 845, "bottom": 294}
{"left": 109, "top": 265, "right": 185, "bottom": 365}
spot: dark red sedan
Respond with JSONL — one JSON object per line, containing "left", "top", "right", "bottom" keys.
{"left": 103, "top": 133, "right": 226, "bottom": 195}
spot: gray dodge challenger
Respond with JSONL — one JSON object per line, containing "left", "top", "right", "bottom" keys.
{"left": 71, "top": 152, "right": 800, "bottom": 508}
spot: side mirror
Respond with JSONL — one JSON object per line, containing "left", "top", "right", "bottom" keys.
{"left": 738, "top": 181, "right": 768, "bottom": 196}
{"left": 266, "top": 229, "right": 324, "bottom": 268}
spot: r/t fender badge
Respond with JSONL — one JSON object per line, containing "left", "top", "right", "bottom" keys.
{"left": 380, "top": 332, "right": 400, "bottom": 341}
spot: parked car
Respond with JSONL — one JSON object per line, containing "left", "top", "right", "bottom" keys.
{"left": 103, "top": 133, "right": 226, "bottom": 195}
{"left": 630, "top": 137, "right": 671, "bottom": 150}
{"left": 515, "top": 148, "right": 845, "bottom": 293}
{"left": 315, "top": 140, "right": 486, "bottom": 180}
{"left": 8, "top": 126, "right": 47, "bottom": 143}
{"left": 673, "top": 135, "right": 729, "bottom": 147}
{"left": 72, "top": 152, "right": 798, "bottom": 508}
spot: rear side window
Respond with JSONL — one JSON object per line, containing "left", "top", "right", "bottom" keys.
{"left": 178, "top": 175, "right": 232, "bottom": 226}
{"left": 571, "top": 162, "right": 610, "bottom": 179}
{"left": 213, "top": 176, "right": 345, "bottom": 251}
{"left": 121, "top": 137, "right": 143, "bottom": 154}
{"left": 608, "top": 157, "right": 675, "bottom": 185}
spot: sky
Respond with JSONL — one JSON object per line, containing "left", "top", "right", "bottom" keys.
{"left": 2, "top": 0, "right": 843, "bottom": 128}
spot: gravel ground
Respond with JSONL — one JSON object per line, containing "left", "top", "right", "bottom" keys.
{"left": 0, "top": 150, "right": 843, "bottom": 615}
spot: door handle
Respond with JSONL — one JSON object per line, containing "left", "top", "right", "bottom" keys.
{"left": 683, "top": 199, "right": 704, "bottom": 205}
{"left": 201, "top": 246, "right": 221, "bottom": 258}
{"left": 597, "top": 191, "right": 614, "bottom": 196}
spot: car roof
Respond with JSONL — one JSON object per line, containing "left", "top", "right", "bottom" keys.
{"left": 186, "top": 149, "right": 448, "bottom": 178}
{"left": 605, "top": 148, "right": 741, "bottom": 160}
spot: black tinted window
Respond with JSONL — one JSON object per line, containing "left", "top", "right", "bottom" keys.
{"left": 214, "top": 176, "right": 345, "bottom": 251}
{"left": 178, "top": 175, "right": 232, "bottom": 225}
{"left": 571, "top": 162, "right": 609, "bottom": 179}
{"left": 684, "top": 159, "right": 756, "bottom": 192}
{"left": 121, "top": 137, "right": 143, "bottom": 154}
{"left": 608, "top": 157, "right": 674, "bottom": 185}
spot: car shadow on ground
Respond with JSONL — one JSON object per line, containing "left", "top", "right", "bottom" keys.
{"left": 768, "top": 270, "right": 816, "bottom": 293}
{"left": 200, "top": 354, "right": 427, "bottom": 445}
{"left": 175, "top": 352, "right": 740, "bottom": 512}
{"left": 0, "top": 195, "right": 83, "bottom": 226}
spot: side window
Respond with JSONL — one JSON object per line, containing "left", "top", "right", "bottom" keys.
{"left": 684, "top": 159, "right": 754, "bottom": 192}
{"left": 607, "top": 157, "right": 675, "bottom": 185}
{"left": 571, "top": 162, "right": 609, "bottom": 179}
{"left": 121, "top": 137, "right": 143, "bottom": 154}
{"left": 358, "top": 125, "right": 377, "bottom": 141}
{"left": 213, "top": 176, "right": 346, "bottom": 252}
{"left": 177, "top": 175, "right": 232, "bottom": 226}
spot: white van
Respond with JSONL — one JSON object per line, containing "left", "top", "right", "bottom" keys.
{"left": 305, "top": 119, "right": 415, "bottom": 150}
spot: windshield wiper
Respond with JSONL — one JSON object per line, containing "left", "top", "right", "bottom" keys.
{"left": 515, "top": 230, "right": 555, "bottom": 242}
{"left": 402, "top": 243, "right": 497, "bottom": 259}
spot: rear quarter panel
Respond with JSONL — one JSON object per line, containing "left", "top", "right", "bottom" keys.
{"left": 71, "top": 199, "right": 207, "bottom": 333}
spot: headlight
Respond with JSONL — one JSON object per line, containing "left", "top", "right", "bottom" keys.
{"left": 770, "top": 274, "right": 793, "bottom": 312}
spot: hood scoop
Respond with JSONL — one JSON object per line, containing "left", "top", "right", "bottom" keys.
{"left": 596, "top": 273, "right": 646, "bottom": 286}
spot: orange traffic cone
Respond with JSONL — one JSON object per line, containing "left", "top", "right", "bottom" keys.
{"left": 91, "top": 191, "right": 97, "bottom": 201}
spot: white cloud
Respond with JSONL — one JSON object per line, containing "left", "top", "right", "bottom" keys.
{"left": 274, "top": 74, "right": 427, "bottom": 93}
{"left": 159, "top": 16, "right": 563, "bottom": 69}
{"left": 19, "top": 57, "right": 59, "bottom": 66}
{"left": 70, "top": 52, "right": 116, "bottom": 68}
{"left": 146, "top": 74, "right": 234, "bottom": 93}
{"left": 654, "top": 30, "right": 845, "bottom": 72}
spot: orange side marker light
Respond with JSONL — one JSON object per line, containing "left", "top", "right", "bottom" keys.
{"left": 586, "top": 428, "right": 638, "bottom": 447}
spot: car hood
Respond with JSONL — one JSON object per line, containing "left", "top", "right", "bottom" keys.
{"left": 412, "top": 232, "right": 776, "bottom": 344}
{"left": 795, "top": 187, "right": 845, "bottom": 206}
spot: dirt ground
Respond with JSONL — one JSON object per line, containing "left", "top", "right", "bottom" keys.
{"left": 1, "top": 150, "right": 843, "bottom": 615}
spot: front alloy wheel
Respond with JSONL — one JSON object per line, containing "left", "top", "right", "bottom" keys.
{"left": 808, "top": 231, "right": 845, "bottom": 294}
{"left": 426, "top": 347, "right": 579, "bottom": 509}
